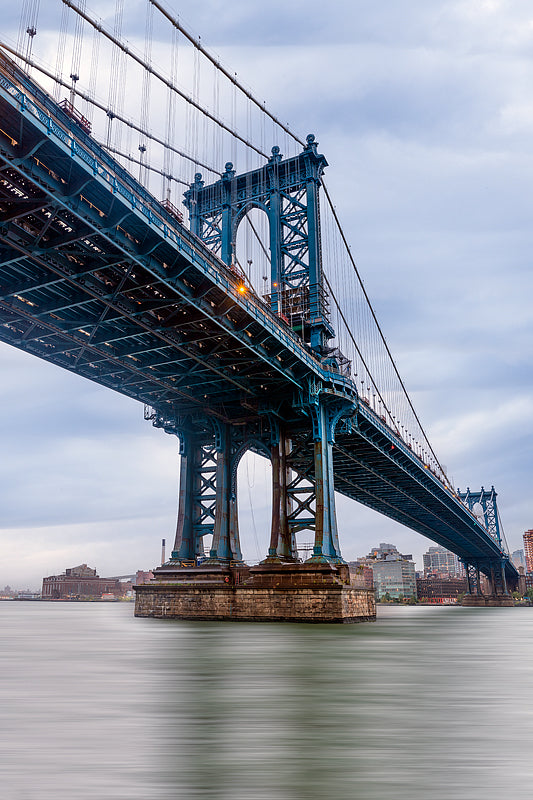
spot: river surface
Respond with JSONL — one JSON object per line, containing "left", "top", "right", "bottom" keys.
{"left": 1, "top": 601, "right": 532, "bottom": 799}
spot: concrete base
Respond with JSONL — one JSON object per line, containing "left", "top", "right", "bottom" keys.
{"left": 134, "top": 561, "right": 376, "bottom": 623}
{"left": 461, "top": 593, "right": 514, "bottom": 607}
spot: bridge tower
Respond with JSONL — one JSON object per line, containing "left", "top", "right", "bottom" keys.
{"left": 458, "top": 486, "right": 502, "bottom": 546}
{"left": 162, "top": 136, "right": 353, "bottom": 571}
{"left": 457, "top": 486, "right": 513, "bottom": 603}
{"left": 183, "top": 134, "right": 333, "bottom": 354}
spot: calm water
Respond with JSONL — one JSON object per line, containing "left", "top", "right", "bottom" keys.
{"left": 1, "top": 602, "right": 532, "bottom": 799}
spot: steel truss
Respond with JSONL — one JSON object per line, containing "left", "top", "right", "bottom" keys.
{"left": 148, "top": 390, "right": 354, "bottom": 565}
{"left": 0, "top": 51, "right": 518, "bottom": 584}
{"left": 458, "top": 486, "right": 502, "bottom": 546}
{"left": 462, "top": 558, "right": 509, "bottom": 596}
{"left": 183, "top": 136, "right": 333, "bottom": 353}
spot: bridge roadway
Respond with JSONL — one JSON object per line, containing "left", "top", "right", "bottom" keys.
{"left": 0, "top": 52, "right": 516, "bottom": 586}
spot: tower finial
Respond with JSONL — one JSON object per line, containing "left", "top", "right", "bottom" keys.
{"left": 223, "top": 162, "right": 235, "bottom": 181}
{"left": 304, "top": 133, "right": 318, "bottom": 154}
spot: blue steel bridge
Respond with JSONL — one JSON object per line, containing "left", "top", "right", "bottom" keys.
{"left": 0, "top": 44, "right": 517, "bottom": 595}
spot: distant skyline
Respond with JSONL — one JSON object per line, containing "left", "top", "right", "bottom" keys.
{"left": 1, "top": 0, "right": 532, "bottom": 588}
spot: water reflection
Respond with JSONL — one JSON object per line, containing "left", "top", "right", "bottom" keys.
{"left": 1, "top": 603, "right": 533, "bottom": 799}
{"left": 151, "top": 606, "right": 533, "bottom": 799}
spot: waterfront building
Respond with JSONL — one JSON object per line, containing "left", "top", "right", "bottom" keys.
{"left": 42, "top": 564, "right": 125, "bottom": 600}
{"left": 523, "top": 531, "right": 533, "bottom": 573}
{"left": 423, "top": 545, "right": 462, "bottom": 577}
{"left": 367, "top": 543, "right": 417, "bottom": 600}
{"left": 367, "top": 542, "right": 413, "bottom": 562}
{"left": 416, "top": 576, "right": 467, "bottom": 604}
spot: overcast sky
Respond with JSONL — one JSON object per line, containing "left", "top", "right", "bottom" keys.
{"left": 1, "top": 0, "right": 532, "bottom": 588}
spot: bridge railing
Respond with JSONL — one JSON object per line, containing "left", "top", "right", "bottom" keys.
{"left": 353, "top": 396, "right": 511, "bottom": 553}
{"left": 0, "top": 61, "right": 360, "bottom": 394}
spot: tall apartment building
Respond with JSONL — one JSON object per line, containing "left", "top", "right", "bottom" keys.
{"left": 423, "top": 545, "right": 462, "bottom": 577}
{"left": 512, "top": 549, "right": 526, "bottom": 571}
{"left": 523, "top": 531, "right": 533, "bottom": 573}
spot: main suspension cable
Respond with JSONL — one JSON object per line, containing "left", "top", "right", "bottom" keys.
{"left": 62, "top": 0, "right": 269, "bottom": 159}
{"left": 148, "top": 0, "right": 305, "bottom": 148}
{"left": 322, "top": 181, "right": 450, "bottom": 482}
{"left": 0, "top": 40, "right": 219, "bottom": 177}
{"left": 142, "top": 2, "right": 446, "bottom": 475}
{"left": 7, "top": 5, "right": 448, "bottom": 479}
{"left": 96, "top": 142, "right": 189, "bottom": 187}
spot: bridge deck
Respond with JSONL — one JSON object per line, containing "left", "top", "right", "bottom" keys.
{"left": 0, "top": 54, "right": 353, "bottom": 422}
{"left": 0, "top": 52, "right": 516, "bottom": 583}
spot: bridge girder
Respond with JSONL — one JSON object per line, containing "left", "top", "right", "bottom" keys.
{"left": 0, "top": 53, "right": 517, "bottom": 586}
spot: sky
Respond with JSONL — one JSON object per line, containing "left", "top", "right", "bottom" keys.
{"left": 1, "top": 0, "right": 532, "bottom": 588}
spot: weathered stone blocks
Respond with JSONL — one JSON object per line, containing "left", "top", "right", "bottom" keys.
{"left": 461, "top": 593, "right": 514, "bottom": 607}
{"left": 134, "top": 561, "right": 376, "bottom": 623}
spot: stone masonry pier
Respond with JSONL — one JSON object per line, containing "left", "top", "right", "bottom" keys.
{"left": 134, "top": 562, "right": 376, "bottom": 623}
{"left": 461, "top": 593, "right": 514, "bottom": 607}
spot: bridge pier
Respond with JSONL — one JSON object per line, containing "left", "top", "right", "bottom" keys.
{"left": 134, "top": 560, "right": 376, "bottom": 622}
{"left": 461, "top": 559, "right": 514, "bottom": 607}
{"left": 135, "top": 400, "right": 376, "bottom": 622}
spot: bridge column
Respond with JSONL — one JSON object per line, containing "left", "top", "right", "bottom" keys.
{"left": 464, "top": 562, "right": 472, "bottom": 594}
{"left": 301, "top": 135, "right": 332, "bottom": 353}
{"left": 172, "top": 435, "right": 216, "bottom": 563}
{"left": 268, "top": 174, "right": 282, "bottom": 316}
{"left": 221, "top": 163, "right": 235, "bottom": 266}
{"left": 172, "top": 433, "right": 199, "bottom": 561}
{"left": 489, "top": 559, "right": 510, "bottom": 596}
{"left": 308, "top": 400, "right": 343, "bottom": 564}
{"left": 501, "top": 560, "right": 509, "bottom": 594}
{"left": 209, "top": 424, "right": 242, "bottom": 563}
{"left": 267, "top": 431, "right": 297, "bottom": 561}
{"left": 489, "top": 563, "right": 496, "bottom": 595}
{"left": 186, "top": 173, "right": 205, "bottom": 238}
{"left": 464, "top": 562, "right": 483, "bottom": 596}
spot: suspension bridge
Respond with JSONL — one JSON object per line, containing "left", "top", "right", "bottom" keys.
{"left": 0, "top": 1, "right": 516, "bottom": 619}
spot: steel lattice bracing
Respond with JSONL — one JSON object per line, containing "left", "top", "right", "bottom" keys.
{"left": 0, "top": 54, "right": 329, "bottom": 422}
{"left": 458, "top": 487, "right": 502, "bottom": 546}
{"left": 0, "top": 52, "right": 517, "bottom": 589}
{"left": 183, "top": 139, "right": 333, "bottom": 353}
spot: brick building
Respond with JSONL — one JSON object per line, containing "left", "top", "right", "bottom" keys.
{"left": 42, "top": 564, "right": 125, "bottom": 599}
{"left": 523, "top": 530, "right": 533, "bottom": 574}
{"left": 416, "top": 576, "right": 467, "bottom": 604}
